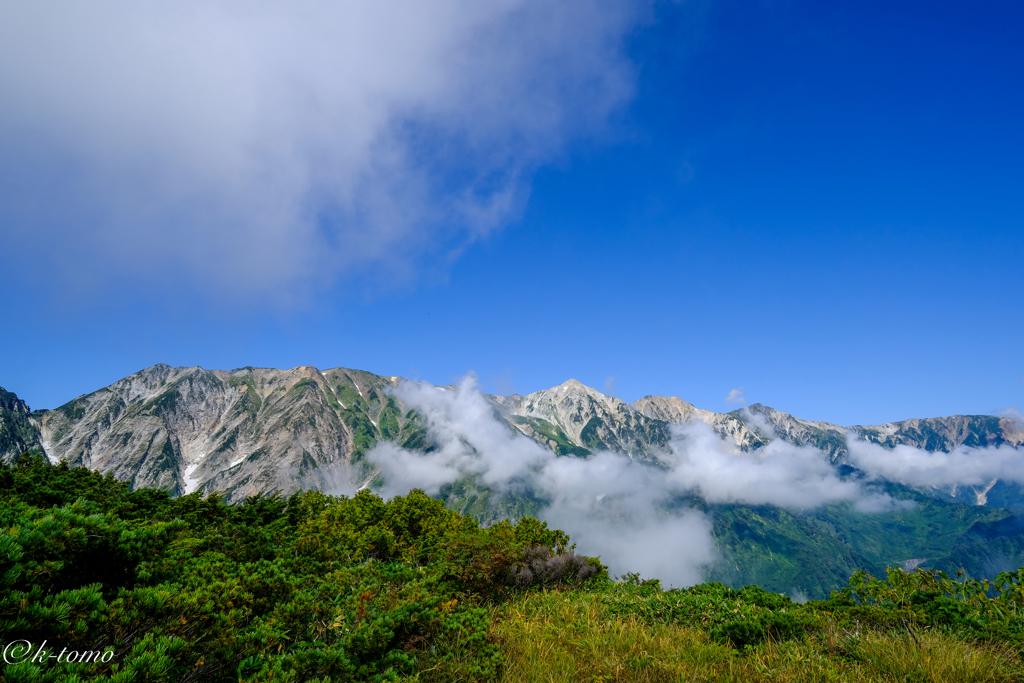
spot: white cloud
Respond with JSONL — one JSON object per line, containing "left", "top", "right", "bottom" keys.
{"left": 846, "top": 437, "right": 1024, "bottom": 488}
{"left": 663, "top": 421, "right": 867, "bottom": 509}
{"left": 0, "top": 1, "right": 645, "bottom": 303}
{"left": 369, "top": 374, "right": 551, "bottom": 499}
{"left": 533, "top": 449, "right": 717, "bottom": 585}
{"left": 725, "top": 387, "right": 746, "bottom": 405}
{"left": 740, "top": 406, "right": 775, "bottom": 437}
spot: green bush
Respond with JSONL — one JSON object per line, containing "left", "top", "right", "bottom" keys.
{"left": 0, "top": 455, "right": 600, "bottom": 682}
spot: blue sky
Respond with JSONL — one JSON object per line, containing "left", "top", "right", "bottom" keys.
{"left": 1, "top": 0, "right": 1021, "bottom": 426}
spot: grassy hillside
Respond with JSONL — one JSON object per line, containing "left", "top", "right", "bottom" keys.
{"left": 2, "top": 454, "right": 1023, "bottom": 682}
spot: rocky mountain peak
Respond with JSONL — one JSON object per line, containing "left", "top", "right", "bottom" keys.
{"left": 496, "top": 379, "right": 668, "bottom": 458}
{"left": 0, "top": 387, "right": 31, "bottom": 415}
{"left": 521, "top": 379, "right": 630, "bottom": 419}
{"left": 3, "top": 364, "right": 1023, "bottom": 510}
{"left": 631, "top": 395, "right": 700, "bottom": 423}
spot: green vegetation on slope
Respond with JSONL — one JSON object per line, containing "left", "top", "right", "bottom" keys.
{"left": 0, "top": 387, "right": 42, "bottom": 459}
{"left": 703, "top": 491, "right": 1011, "bottom": 598}
{"left": 493, "top": 577, "right": 1024, "bottom": 682}
{"left": 2, "top": 454, "right": 1024, "bottom": 682}
{"left": 435, "top": 479, "right": 1013, "bottom": 599}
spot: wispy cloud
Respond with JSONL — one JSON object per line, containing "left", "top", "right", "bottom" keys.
{"left": 725, "top": 387, "right": 746, "bottom": 405}
{"left": 0, "top": 1, "right": 646, "bottom": 305}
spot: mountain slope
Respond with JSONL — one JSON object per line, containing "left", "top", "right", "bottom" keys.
{"left": 732, "top": 403, "right": 1024, "bottom": 506}
{"left": 32, "top": 364, "right": 424, "bottom": 500}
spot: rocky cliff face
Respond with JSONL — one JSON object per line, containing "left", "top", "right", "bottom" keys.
{"left": 2, "top": 365, "right": 1022, "bottom": 506}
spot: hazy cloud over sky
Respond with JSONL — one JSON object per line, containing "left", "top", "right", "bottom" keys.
{"left": 0, "top": 1, "right": 644, "bottom": 303}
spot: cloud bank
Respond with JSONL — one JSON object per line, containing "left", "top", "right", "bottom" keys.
{"left": 847, "top": 438, "right": 1024, "bottom": 489}
{"left": 0, "top": 1, "right": 644, "bottom": 302}
{"left": 361, "top": 378, "right": 935, "bottom": 585}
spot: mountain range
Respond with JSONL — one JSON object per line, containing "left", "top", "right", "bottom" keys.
{"left": 2, "top": 363, "right": 1023, "bottom": 597}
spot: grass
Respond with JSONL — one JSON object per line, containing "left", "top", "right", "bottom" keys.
{"left": 493, "top": 592, "right": 741, "bottom": 682}
{"left": 483, "top": 588, "right": 1023, "bottom": 683}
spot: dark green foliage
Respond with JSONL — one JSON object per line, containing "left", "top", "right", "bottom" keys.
{"left": 287, "top": 377, "right": 319, "bottom": 397}
{"left": 528, "top": 419, "right": 590, "bottom": 457}
{"left": 0, "top": 388, "right": 44, "bottom": 458}
{"left": 0, "top": 455, "right": 601, "bottom": 682}
{"left": 713, "top": 611, "right": 805, "bottom": 648}
{"left": 437, "top": 477, "right": 544, "bottom": 525}
{"left": 376, "top": 399, "right": 403, "bottom": 440}
{"left": 983, "top": 480, "right": 1024, "bottom": 512}
{"left": 579, "top": 418, "right": 608, "bottom": 450}
{"left": 56, "top": 400, "right": 87, "bottom": 423}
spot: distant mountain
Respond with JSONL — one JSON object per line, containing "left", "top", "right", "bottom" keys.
{"left": 8, "top": 366, "right": 1020, "bottom": 503}
{"left": 487, "top": 379, "right": 675, "bottom": 458}
{"left": 6, "top": 365, "right": 423, "bottom": 498}
{"left": 735, "top": 403, "right": 1024, "bottom": 508}
{"left": 3, "top": 364, "right": 1023, "bottom": 597}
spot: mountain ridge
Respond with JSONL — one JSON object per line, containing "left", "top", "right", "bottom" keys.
{"left": 3, "top": 363, "right": 1024, "bottom": 598}
{"left": 3, "top": 363, "right": 1021, "bottom": 505}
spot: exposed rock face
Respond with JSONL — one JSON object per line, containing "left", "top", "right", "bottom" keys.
{"left": 1, "top": 365, "right": 1022, "bottom": 507}
{"left": 848, "top": 414, "right": 1024, "bottom": 507}
{"left": 726, "top": 403, "right": 1024, "bottom": 506}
